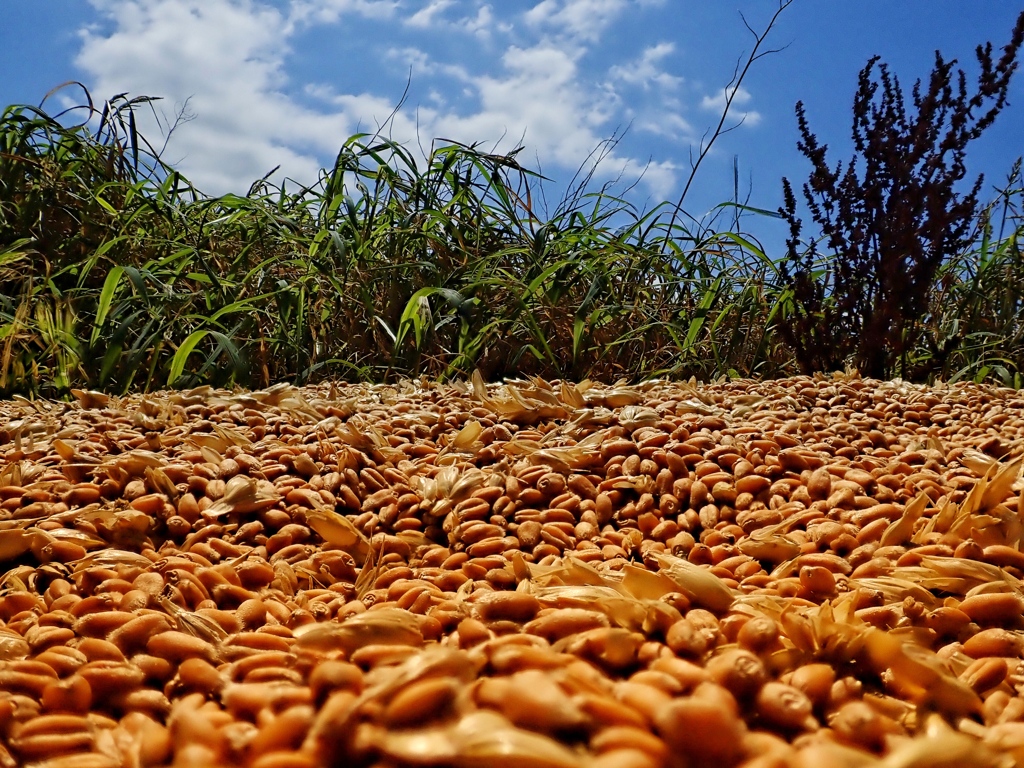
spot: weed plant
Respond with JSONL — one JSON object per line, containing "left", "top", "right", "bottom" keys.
{"left": 780, "top": 10, "right": 1024, "bottom": 382}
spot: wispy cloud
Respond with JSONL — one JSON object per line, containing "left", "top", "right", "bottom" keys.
{"left": 287, "top": 0, "right": 398, "bottom": 28}
{"left": 700, "top": 85, "right": 761, "bottom": 127}
{"left": 606, "top": 42, "right": 690, "bottom": 145}
{"left": 638, "top": 111, "right": 693, "bottom": 141}
{"left": 400, "top": 1, "right": 509, "bottom": 41}
{"left": 609, "top": 42, "right": 681, "bottom": 90}
{"left": 524, "top": 0, "right": 663, "bottom": 43}
{"left": 404, "top": 0, "right": 455, "bottom": 28}
{"left": 459, "top": 5, "right": 506, "bottom": 40}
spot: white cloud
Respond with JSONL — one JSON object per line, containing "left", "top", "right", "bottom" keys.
{"left": 524, "top": 0, "right": 662, "bottom": 43}
{"left": 606, "top": 44, "right": 690, "bottom": 144}
{"left": 287, "top": 0, "right": 397, "bottom": 28}
{"left": 639, "top": 112, "right": 693, "bottom": 140}
{"left": 700, "top": 85, "right": 761, "bottom": 127}
{"left": 609, "top": 42, "right": 681, "bottom": 90}
{"left": 404, "top": 0, "right": 454, "bottom": 28}
{"left": 402, "top": 2, "right": 509, "bottom": 41}
{"left": 460, "top": 5, "right": 509, "bottom": 40}
{"left": 386, "top": 46, "right": 436, "bottom": 74}
{"left": 384, "top": 47, "right": 470, "bottom": 86}
{"left": 74, "top": 0, "right": 682, "bottom": 199}
{"left": 433, "top": 45, "right": 615, "bottom": 163}
{"left": 77, "top": 0, "right": 336, "bottom": 191}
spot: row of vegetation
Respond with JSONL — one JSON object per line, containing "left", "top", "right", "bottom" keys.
{"left": 1, "top": 11, "right": 1022, "bottom": 397}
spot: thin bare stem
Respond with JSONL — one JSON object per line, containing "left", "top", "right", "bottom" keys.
{"left": 667, "top": 0, "right": 793, "bottom": 234}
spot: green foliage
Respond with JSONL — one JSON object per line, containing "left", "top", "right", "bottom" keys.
{"left": 0, "top": 87, "right": 792, "bottom": 396}
{"left": 0, "top": 76, "right": 1022, "bottom": 396}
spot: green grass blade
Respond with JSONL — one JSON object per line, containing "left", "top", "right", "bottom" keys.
{"left": 168, "top": 330, "right": 209, "bottom": 387}
{"left": 91, "top": 266, "right": 124, "bottom": 346}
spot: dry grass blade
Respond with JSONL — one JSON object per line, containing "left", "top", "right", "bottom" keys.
{"left": 294, "top": 607, "right": 422, "bottom": 653}
{"left": 451, "top": 711, "right": 583, "bottom": 768}
{"left": 880, "top": 492, "right": 930, "bottom": 547}
{"left": 152, "top": 594, "right": 228, "bottom": 642}
{"left": 650, "top": 551, "right": 734, "bottom": 612}
{"left": 304, "top": 507, "right": 371, "bottom": 564}
{"left": 70, "top": 389, "right": 110, "bottom": 408}
{"left": 203, "top": 475, "right": 281, "bottom": 518}
{"left": 878, "top": 730, "right": 1001, "bottom": 768}
{"left": 979, "top": 453, "right": 1023, "bottom": 512}
{"left": 865, "top": 631, "right": 982, "bottom": 720}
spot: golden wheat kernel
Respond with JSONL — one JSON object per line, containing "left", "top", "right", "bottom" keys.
{"left": 958, "top": 593, "right": 1024, "bottom": 624}
{"left": 382, "top": 677, "right": 459, "bottom": 728}
{"left": 827, "top": 700, "right": 889, "bottom": 751}
{"left": 591, "top": 725, "right": 668, "bottom": 761}
{"left": 608, "top": 680, "right": 673, "bottom": 729}
{"left": 454, "top": 617, "right": 490, "bottom": 649}
{"left": 10, "top": 730, "right": 97, "bottom": 760}
{"left": 76, "top": 637, "right": 127, "bottom": 664}
{"left": 960, "top": 657, "right": 1008, "bottom": 693}
{"left": 246, "top": 704, "right": 315, "bottom": 756}
{"left": 176, "top": 657, "right": 226, "bottom": 696}
{"left": 654, "top": 695, "right": 745, "bottom": 766}
{"left": 25, "top": 626, "right": 76, "bottom": 654}
{"left": 628, "top": 669, "right": 683, "bottom": 696}
{"left": 107, "top": 614, "right": 173, "bottom": 656}
{"left": 69, "top": 598, "right": 120, "bottom": 622}
{"left": 799, "top": 565, "right": 837, "bottom": 596}
{"left": 706, "top": 649, "right": 767, "bottom": 700}
{"left": 40, "top": 675, "right": 92, "bottom": 714}
{"left": 963, "top": 628, "right": 1024, "bottom": 659}
{"left": 572, "top": 693, "right": 646, "bottom": 731}
{"left": 249, "top": 751, "right": 319, "bottom": 768}
{"left": 227, "top": 651, "right": 294, "bottom": 684}
{"left": 308, "top": 660, "right": 363, "bottom": 704}
{"left": 130, "top": 653, "right": 176, "bottom": 684}
{"left": 788, "top": 663, "right": 836, "bottom": 709}
{"left": 146, "top": 631, "right": 218, "bottom": 664}
{"left": 73, "top": 660, "right": 145, "bottom": 701}
{"left": 589, "top": 748, "right": 661, "bottom": 768}
{"left": 756, "top": 682, "right": 816, "bottom": 732}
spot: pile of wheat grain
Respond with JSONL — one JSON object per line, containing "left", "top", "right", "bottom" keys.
{"left": 2, "top": 373, "right": 1024, "bottom": 768}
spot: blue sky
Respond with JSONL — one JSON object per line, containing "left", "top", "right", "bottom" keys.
{"left": 3, "top": 1, "right": 1023, "bottom": 254}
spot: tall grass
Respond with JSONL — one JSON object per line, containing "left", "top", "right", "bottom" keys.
{"left": 922, "top": 160, "right": 1024, "bottom": 387}
{"left": 0, "top": 88, "right": 1021, "bottom": 397}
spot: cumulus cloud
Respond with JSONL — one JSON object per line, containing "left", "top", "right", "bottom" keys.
{"left": 78, "top": 0, "right": 349, "bottom": 192}
{"left": 606, "top": 43, "right": 690, "bottom": 144}
{"left": 433, "top": 45, "right": 621, "bottom": 168}
{"left": 73, "top": 0, "right": 686, "bottom": 198}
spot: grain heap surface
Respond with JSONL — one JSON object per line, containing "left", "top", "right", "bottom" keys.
{"left": 3, "top": 374, "right": 1024, "bottom": 768}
